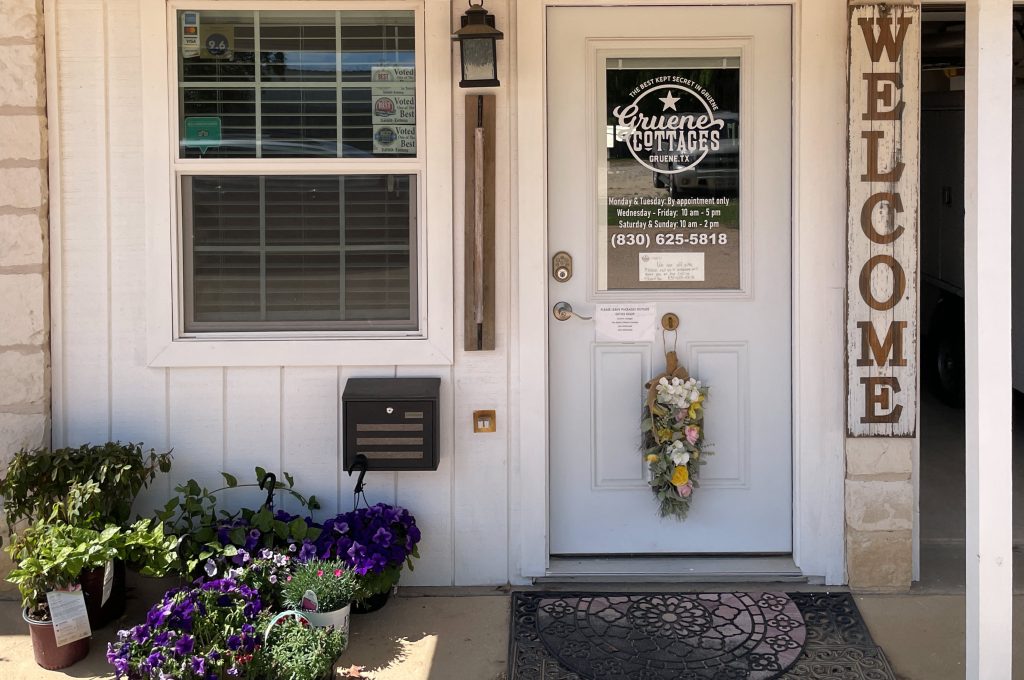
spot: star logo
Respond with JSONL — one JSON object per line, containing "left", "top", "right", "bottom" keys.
{"left": 659, "top": 90, "right": 681, "bottom": 111}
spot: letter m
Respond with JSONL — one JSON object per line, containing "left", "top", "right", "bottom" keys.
{"left": 858, "top": 15, "right": 913, "bottom": 63}
{"left": 856, "top": 320, "right": 908, "bottom": 367}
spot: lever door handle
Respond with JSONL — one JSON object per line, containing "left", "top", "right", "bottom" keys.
{"left": 552, "top": 301, "right": 592, "bottom": 321}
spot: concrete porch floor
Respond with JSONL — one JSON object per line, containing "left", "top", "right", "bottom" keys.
{"left": 1, "top": 584, "right": 1022, "bottom": 680}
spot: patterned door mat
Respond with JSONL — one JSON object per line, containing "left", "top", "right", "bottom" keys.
{"left": 509, "top": 592, "right": 896, "bottom": 680}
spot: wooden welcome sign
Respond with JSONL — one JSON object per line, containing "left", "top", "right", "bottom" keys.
{"left": 846, "top": 1, "right": 920, "bottom": 437}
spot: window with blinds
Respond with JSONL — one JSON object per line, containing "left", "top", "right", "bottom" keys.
{"left": 175, "top": 7, "right": 419, "bottom": 333}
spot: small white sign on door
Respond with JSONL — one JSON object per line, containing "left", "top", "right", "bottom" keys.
{"left": 595, "top": 304, "right": 657, "bottom": 343}
{"left": 639, "top": 252, "right": 705, "bottom": 282}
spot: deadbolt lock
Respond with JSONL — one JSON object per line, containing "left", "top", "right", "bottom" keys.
{"left": 552, "top": 251, "right": 573, "bottom": 282}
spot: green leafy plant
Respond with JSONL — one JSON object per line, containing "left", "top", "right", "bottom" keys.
{"left": 252, "top": 616, "right": 347, "bottom": 680}
{"left": 0, "top": 442, "right": 172, "bottom": 540}
{"left": 281, "top": 559, "right": 360, "bottom": 613}
{"left": 5, "top": 483, "right": 179, "bottom": 618}
{"left": 156, "top": 467, "right": 320, "bottom": 575}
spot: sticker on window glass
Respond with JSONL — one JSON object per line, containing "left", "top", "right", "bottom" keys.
{"left": 371, "top": 66, "right": 415, "bottom": 82}
{"left": 373, "top": 125, "right": 416, "bottom": 155}
{"left": 601, "top": 58, "right": 740, "bottom": 290}
{"left": 372, "top": 87, "right": 415, "bottom": 125}
{"left": 181, "top": 11, "right": 200, "bottom": 58}
{"left": 184, "top": 116, "right": 222, "bottom": 155}
{"left": 201, "top": 25, "right": 234, "bottom": 59}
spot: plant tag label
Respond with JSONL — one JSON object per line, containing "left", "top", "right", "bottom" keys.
{"left": 46, "top": 589, "right": 91, "bottom": 646}
{"left": 301, "top": 589, "right": 319, "bottom": 612}
{"left": 101, "top": 560, "right": 114, "bottom": 606}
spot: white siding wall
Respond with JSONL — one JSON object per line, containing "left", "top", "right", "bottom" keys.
{"left": 50, "top": 0, "right": 514, "bottom": 587}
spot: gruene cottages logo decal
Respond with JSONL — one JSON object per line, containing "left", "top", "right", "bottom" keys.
{"left": 613, "top": 75, "right": 725, "bottom": 174}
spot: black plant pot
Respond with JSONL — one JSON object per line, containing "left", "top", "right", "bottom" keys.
{"left": 352, "top": 590, "right": 391, "bottom": 614}
{"left": 80, "top": 560, "right": 126, "bottom": 629}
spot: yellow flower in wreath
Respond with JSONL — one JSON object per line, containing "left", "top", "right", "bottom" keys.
{"left": 671, "top": 465, "right": 689, "bottom": 486}
{"left": 646, "top": 454, "right": 659, "bottom": 463}
{"left": 656, "top": 428, "right": 673, "bottom": 442}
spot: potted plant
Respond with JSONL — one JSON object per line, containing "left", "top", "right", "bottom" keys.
{"left": 156, "top": 467, "right": 320, "bottom": 576}
{"left": 107, "top": 577, "right": 264, "bottom": 679}
{"left": 0, "top": 441, "right": 173, "bottom": 625}
{"left": 6, "top": 484, "right": 179, "bottom": 668}
{"left": 280, "top": 559, "right": 358, "bottom": 641}
{"left": 0, "top": 441, "right": 172, "bottom": 530}
{"left": 314, "top": 503, "right": 421, "bottom": 613}
{"left": 252, "top": 614, "right": 347, "bottom": 680}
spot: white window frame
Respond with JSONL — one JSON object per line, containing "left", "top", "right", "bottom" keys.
{"left": 141, "top": 0, "right": 453, "bottom": 367}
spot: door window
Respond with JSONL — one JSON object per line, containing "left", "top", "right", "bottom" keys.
{"left": 600, "top": 56, "right": 741, "bottom": 291}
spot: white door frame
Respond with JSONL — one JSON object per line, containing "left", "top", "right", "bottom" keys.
{"left": 513, "top": 0, "right": 848, "bottom": 584}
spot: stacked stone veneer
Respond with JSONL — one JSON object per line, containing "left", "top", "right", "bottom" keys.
{"left": 846, "top": 438, "right": 914, "bottom": 591}
{"left": 0, "top": 0, "right": 50, "bottom": 588}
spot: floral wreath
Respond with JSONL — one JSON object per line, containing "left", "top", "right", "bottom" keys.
{"left": 641, "top": 349, "right": 711, "bottom": 520}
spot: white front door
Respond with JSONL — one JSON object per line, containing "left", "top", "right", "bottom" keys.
{"left": 548, "top": 6, "right": 793, "bottom": 555}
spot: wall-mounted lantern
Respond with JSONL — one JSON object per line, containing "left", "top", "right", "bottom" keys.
{"left": 452, "top": 1, "right": 503, "bottom": 88}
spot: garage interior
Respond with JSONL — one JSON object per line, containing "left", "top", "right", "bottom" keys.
{"left": 918, "top": 6, "right": 1024, "bottom": 590}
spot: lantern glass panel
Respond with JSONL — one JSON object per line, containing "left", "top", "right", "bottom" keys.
{"left": 460, "top": 37, "right": 496, "bottom": 82}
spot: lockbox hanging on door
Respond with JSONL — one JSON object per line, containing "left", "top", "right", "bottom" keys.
{"left": 342, "top": 378, "right": 440, "bottom": 471}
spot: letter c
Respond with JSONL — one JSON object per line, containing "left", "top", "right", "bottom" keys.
{"left": 860, "top": 192, "right": 905, "bottom": 244}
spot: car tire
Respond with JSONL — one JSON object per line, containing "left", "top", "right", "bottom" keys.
{"left": 925, "top": 299, "right": 965, "bottom": 408}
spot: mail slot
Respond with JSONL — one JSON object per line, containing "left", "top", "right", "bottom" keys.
{"left": 343, "top": 378, "right": 440, "bottom": 471}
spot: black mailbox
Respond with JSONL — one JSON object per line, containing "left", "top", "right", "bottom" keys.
{"left": 343, "top": 378, "right": 440, "bottom": 471}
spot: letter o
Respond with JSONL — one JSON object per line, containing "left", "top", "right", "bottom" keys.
{"left": 859, "top": 254, "right": 906, "bottom": 311}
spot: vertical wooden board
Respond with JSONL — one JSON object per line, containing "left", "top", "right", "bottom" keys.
{"left": 57, "top": 0, "right": 111, "bottom": 446}
{"left": 224, "top": 368, "right": 281, "bottom": 513}
{"left": 395, "top": 366, "right": 454, "bottom": 586}
{"left": 281, "top": 367, "right": 339, "bottom": 520}
{"left": 452, "top": 353, "right": 509, "bottom": 585}
{"left": 167, "top": 369, "right": 224, "bottom": 497}
{"left": 104, "top": 0, "right": 169, "bottom": 516}
{"left": 846, "top": 2, "right": 920, "bottom": 437}
{"left": 339, "top": 366, "right": 398, "bottom": 514}
{"left": 463, "top": 94, "right": 497, "bottom": 351}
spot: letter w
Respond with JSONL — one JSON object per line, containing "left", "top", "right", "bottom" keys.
{"left": 858, "top": 16, "right": 913, "bottom": 63}
{"left": 856, "top": 320, "right": 908, "bottom": 367}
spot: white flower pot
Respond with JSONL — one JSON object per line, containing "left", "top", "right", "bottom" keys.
{"left": 302, "top": 604, "right": 351, "bottom": 649}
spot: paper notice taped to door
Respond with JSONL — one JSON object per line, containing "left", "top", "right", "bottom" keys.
{"left": 595, "top": 304, "right": 657, "bottom": 343}
{"left": 638, "top": 252, "right": 705, "bottom": 282}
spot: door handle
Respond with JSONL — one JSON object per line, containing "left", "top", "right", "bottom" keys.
{"left": 552, "top": 301, "right": 592, "bottom": 321}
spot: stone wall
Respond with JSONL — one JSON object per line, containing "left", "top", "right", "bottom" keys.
{"left": 845, "top": 438, "right": 914, "bottom": 591}
{"left": 0, "top": 0, "right": 50, "bottom": 589}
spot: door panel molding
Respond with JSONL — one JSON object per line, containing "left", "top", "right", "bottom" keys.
{"left": 591, "top": 343, "right": 653, "bottom": 490}
{"left": 685, "top": 341, "right": 750, "bottom": 489}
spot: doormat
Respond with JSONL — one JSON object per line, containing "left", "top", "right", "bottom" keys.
{"left": 509, "top": 591, "right": 896, "bottom": 680}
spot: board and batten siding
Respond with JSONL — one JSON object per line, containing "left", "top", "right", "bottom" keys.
{"left": 48, "top": 0, "right": 515, "bottom": 587}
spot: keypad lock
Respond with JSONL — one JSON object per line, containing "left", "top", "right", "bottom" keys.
{"left": 552, "top": 251, "right": 573, "bottom": 282}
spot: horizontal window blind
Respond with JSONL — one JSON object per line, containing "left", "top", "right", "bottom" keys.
{"left": 178, "top": 10, "right": 415, "bottom": 159}
{"left": 175, "top": 8, "right": 422, "bottom": 335}
{"left": 183, "top": 174, "right": 416, "bottom": 331}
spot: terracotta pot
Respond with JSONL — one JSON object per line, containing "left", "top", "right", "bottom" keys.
{"left": 353, "top": 590, "right": 391, "bottom": 614}
{"left": 23, "top": 608, "right": 90, "bottom": 670}
{"left": 80, "top": 560, "right": 126, "bottom": 629}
